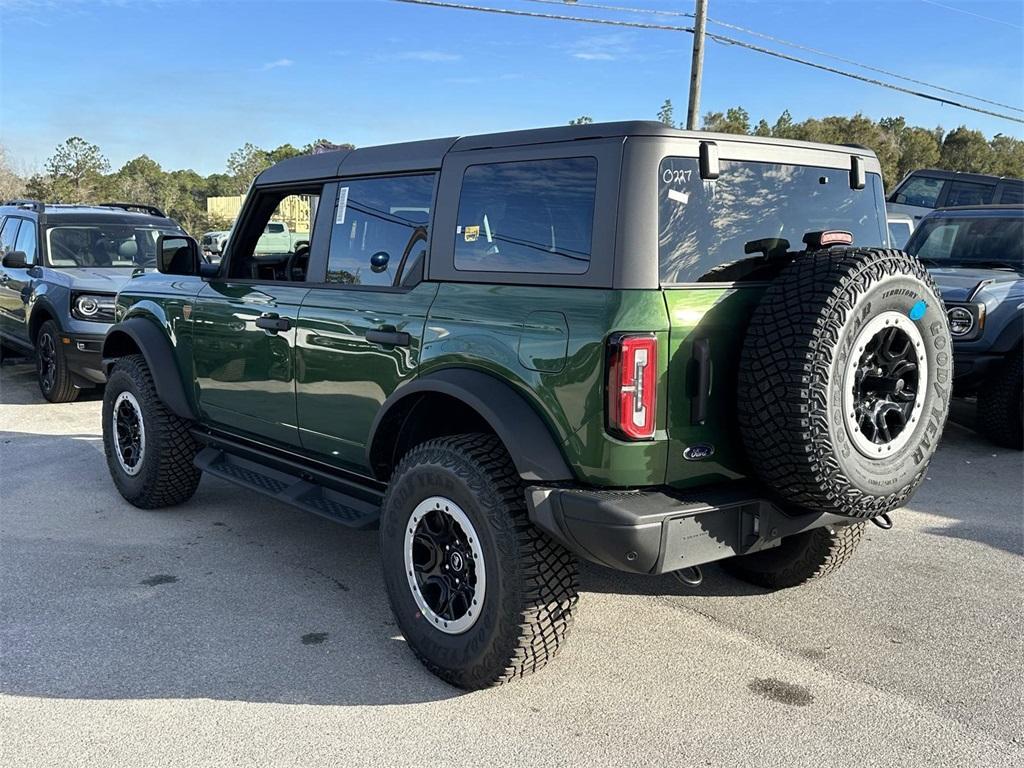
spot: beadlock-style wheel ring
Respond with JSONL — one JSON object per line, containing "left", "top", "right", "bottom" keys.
{"left": 403, "top": 496, "right": 486, "bottom": 635}
{"left": 112, "top": 391, "right": 146, "bottom": 476}
{"left": 842, "top": 311, "right": 928, "bottom": 458}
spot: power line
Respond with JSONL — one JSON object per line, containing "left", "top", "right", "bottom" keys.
{"left": 523, "top": 0, "right": 1023, "bottom": 113}
{"left": 919, "top": 0, "right": 1023, "bottom": 30}
{"left": 392, "top": 0, "right": 1024, "bottom": 125}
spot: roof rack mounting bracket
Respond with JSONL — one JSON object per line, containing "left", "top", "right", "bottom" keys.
{"left": 850, "top": 156, "right": 866, "bottom": 190}
{"left": 699, "top": 141, "right": 720, "bottom": 180}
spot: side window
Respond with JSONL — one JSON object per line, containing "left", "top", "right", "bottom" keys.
{"left": 226, "top": 189, "right": 320, "bottom": 281}
{"left": 916, "top": 223, "right": 959, "bottom": 260}
{"left": 895, "top": 175, "right": 945, "bottom": 208}
{"left": 13, "top": 219, "right": 37, "bottom": 265}
{"left": 454, "top": 157, "right": 597, "bottom": 274}
{"left": 997, "top": 182, "right": 1023, "bottom": 204}
{"left": 945, "top": 180, "right": 995, "bottom": 207}
{"left": 0, "top": 217, "right": 21, "bottom": 256}
{"left": 326, "top": 174, "right": 435, "bottom": 287}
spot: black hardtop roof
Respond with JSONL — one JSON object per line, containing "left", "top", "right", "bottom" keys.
{"left": 932, "top": 203, "right": 1024, "bottom": 215}
{"left": 903, "top": 168, "right": 1023, "bottom": 184}
{"left": 255, "top": 120, "right": 881, "bottom": 186}
{"left": 0, "top": 202, "right": 178, "bottom": 228}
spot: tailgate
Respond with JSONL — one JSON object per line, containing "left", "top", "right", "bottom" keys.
{"left": 662, "top": 286, "right": 766, "bottom": 489}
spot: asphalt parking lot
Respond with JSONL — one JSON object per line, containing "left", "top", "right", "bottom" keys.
{"left": 1, "top": 360, "right": 1021, "bottom": 768}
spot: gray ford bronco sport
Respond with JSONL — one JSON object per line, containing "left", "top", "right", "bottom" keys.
{"left": 100, "top": 122, "right": 953, "bottom": 688}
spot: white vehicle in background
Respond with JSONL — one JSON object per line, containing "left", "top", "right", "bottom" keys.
{"left": 887, "top": 213, "right": 915, "bottom": 249}
{"left": 199, "top": 221, "right": 309, "bottom": 260}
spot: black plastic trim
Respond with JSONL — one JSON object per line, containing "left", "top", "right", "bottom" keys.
{"left": 102, "top": 317, "right": 196, "bottom": 420}
{"left": 369, "top": 368, "right": 574, "bottom": 482}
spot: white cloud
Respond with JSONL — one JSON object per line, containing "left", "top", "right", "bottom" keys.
{"left": 573, "top": 52, "right": 616, "bottom": 61}
{"left": 566, "top": 33, "right": 634, "bottom": 62}
{"left": 261, "top": 58, "right": 294, "bottom": 71}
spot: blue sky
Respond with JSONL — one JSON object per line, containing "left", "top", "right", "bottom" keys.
{"left": 2, "top": 0, "right": 1022, "bottom": 176}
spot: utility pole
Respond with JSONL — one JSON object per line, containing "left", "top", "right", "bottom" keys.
{"left": 686, "top": 0, "right": 708, "bottom": 130}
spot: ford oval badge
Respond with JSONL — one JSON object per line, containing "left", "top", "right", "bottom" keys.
{"left": 683, "top": 443, "right": 715, "bottom": 461}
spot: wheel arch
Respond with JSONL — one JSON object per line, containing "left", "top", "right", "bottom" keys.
{"left": 27, "top": 297, "right": 61, "bottom": 341}
{"left": 102, "top": 317, "right": 196, "bottom": 420}
{"left": 368, "top": 368, "right": 574, "bottom": 483}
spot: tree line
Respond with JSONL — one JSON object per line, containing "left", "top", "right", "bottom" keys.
{"left": 3, "top": 104, "right": 1021, "bottom": 235}
{"left": 0, "top": 138, "right": 352, "bottom": 235}
{"left": 575, "top": 100, "right": 1024, "bottom": 186}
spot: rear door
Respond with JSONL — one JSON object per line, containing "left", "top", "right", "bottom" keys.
{"left": 295, "top": 173, "right": 438, "bottom": 473}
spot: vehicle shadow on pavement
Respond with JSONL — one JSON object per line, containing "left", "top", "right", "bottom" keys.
{"left": 0, "top": 426, "right": 466, "bottom": 706}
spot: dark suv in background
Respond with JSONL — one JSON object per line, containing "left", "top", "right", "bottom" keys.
{"left": 887, "top": 168, "right": 1023, "bottom": 223}
{"left": 905, "top": 204, "right": 1023, "bottom": 448}
{"left": 0, "top": 200, "right": 186, "bottom": 401}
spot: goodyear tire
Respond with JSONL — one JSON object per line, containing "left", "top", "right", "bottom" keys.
{"left": 723, "top": 522, "right": 865, "bottom": 590}
{"left": 977, "top": 347, "right": 1023, "bottom": 449}
{"left": 738, "top": 248, "right": 953, "bottom": 519}
{"left": 380, "top": 434, "right": 578, "bottom": 689}
{"left": 102, "top": 354, "right": 201, "bottom": 509}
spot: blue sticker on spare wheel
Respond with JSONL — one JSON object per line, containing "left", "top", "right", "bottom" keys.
{"left": 909, "top": 300, "right": 927, "bottom": 321}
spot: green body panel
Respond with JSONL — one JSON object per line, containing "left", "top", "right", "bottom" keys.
{"left": 421, "top": 283, "right": 671, "bottom": 487}
{"left": 117, "top": 273, "right": 205, "bottom": 414}
{"left": 662, "top": 286, "right": 766, "bottom": 488}
{"left": 295, "top": 282, "right": 439, "bottom": 471}
{"left": 113, "top": 276, "right": 765, "bottom": 491}
{"left": 192, "top": 281, "right": 310, "bottom": 447}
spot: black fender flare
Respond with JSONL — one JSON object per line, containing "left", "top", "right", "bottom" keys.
{"left": 368, "top": 368, "right": 574, "bottom": 482}
{"left": 102, "top": 317, "right": 196, "bottom": 420}
{"left": 27, "top": 295, "right": 63, "bottom": 339}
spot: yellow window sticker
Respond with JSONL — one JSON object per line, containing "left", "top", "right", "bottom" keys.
{"left": 464, "top": 225, "right": 480, "bottom": 242}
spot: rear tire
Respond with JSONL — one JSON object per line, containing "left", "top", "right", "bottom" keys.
{"left": 380, "top": 433, "right": 578, "bottom": 689}
{"left": 723, "top": 523, "right": 865, "bottom": 590}
{"left": 102, "top": 354, "right": 201, "bottom": 508}
{"left": 36, "top": 320, "right": 78, "bottom": 403}
{"left": 976, "top": 348, "right": 1023, "bottom": 449}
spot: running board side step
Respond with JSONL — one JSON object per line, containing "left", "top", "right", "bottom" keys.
{"left": 194, "top": 446, "right": 381, "bottom": 529}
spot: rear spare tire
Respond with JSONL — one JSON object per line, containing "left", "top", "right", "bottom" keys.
{"left": 738, "top": 248, "right": 952, "bottom": 519}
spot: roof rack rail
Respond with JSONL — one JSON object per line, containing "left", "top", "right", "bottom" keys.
{"left": 99, "top": 202, "right": 167, "bottom": 218}
{"left": 2, "top": 199, "right": 45, "bottom": 213}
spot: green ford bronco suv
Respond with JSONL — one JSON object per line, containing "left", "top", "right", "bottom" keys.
{"left": 101, "top": 122, "right": 952, "bottom": 688}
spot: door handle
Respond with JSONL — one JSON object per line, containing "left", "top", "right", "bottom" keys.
{"left": 255, "top": 313, "right": 291, "bottom": 333}
{"left": 365, "top": 327, "right": 411, "bottom": 347}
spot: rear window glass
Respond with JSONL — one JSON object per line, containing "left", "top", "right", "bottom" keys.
{"left": 266, "top": 223, "right": 286, "bottom": 234}
{"left": 658, "top": 158, "right": 887, "bottom": 284}
{"left": 454, "top": 157, "right": 597, "bottom": 274}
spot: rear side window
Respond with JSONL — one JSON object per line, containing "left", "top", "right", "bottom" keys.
{"left": 326, "top": 174, "right": 435, "bottom": 287}
{"left": 997, "top": 182, "right": 1023, "bottom": 204}
{"left": 895, "top": 175, "right": 945, "bottom": 208}
{"left": 454, "top": 157, "right": 597, "bottom": 274}
{"left": 945, "top": 180, "right": 995, "bottom": 207}
{"left": 658, "top": 158, "right": 887, "bottom": 284}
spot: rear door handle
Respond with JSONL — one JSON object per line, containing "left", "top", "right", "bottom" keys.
{"left": 256, "top": 313, "right": 291, "bottom": 333}
{"left": 365, "top": 327, "right": 410, "bottom": 347}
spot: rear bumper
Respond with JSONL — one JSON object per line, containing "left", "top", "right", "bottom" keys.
{"left": 65, "top": 333, "right": 106, "bottom": 385}
{"left": 526, "top": 483, "right": 851, "bottom": 575}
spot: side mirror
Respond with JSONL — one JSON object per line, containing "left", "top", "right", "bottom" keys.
{"left": 2, "top": 250, "right": 28, "bottom": 269}
{"left": 157, "top": 235, "right": 200, "bottom": 276}
{"left": 369, "top": 251, "right": 390, "bottom": 273}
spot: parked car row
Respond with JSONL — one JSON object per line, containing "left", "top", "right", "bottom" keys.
{"left": 0, "top": 123, "right": 1020, "bottom": 691}
{"left": 199, "top": 220, "right": 310, "bottom": 261}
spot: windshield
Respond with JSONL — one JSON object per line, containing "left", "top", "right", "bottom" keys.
{"left": 46, "top": 224, "right": 183, "bottom": 269}
{"left": 659, "top": 158, "right": 887, "bottom": 284}
{"left": 905, "top": 215, "right": 1024, "bottom": 273}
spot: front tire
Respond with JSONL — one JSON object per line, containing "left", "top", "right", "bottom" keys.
{"left": 723, "top": 523, "right": 865, "bottom": 590}
{"left": 36, "top": 319, "right": 78, "bottom": 403}
{"left": 102, "top": 354, "right": 201, "bottom": 509}
{"left": 977, "top": 348, "right": 1023, "bottom": 449}
{"left": 380, "top": 434, "right": 578, "bottom": 689}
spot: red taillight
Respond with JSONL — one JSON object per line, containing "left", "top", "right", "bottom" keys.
{"left": 607, "top": 333, "right": 657, "bottom": 440}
